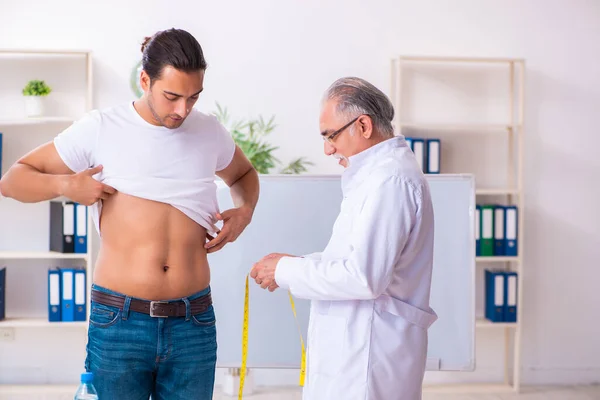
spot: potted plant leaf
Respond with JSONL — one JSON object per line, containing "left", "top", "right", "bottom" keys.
{"left": 22, "top": 80, "right": 52, "bottom": 117}
{"left": 213, "top": 103, "right": 313, "bottom": 175}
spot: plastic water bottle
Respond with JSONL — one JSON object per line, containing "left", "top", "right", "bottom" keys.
{"left": 74, "top": 372, "right": 99, "bottom": 400}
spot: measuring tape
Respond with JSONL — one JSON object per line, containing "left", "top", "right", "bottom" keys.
{"left": 239, "top": 275, "right": 250, "bottom": 399}
{"left": 238, "top": 274, "right": 306, "bottom": 399}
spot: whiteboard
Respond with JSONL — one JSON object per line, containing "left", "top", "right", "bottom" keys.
{"left": 208, "top": 174, "right": 475, "bottom": 371}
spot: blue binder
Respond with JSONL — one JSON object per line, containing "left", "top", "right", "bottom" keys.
{"left": 74, "top": 203, "right": 88, "bottom": 254}
{"left": 0, "top": 267, "right": 6, "bottom": 321}
{"left": 48, "top": 268, "right": 61, "bottom": 322}
{"left": 60, "top": 268, "right": 75, "bottom": 322}
{"left": 504, "top": 206, "right": 518, "bottom": 256}
{"left": 74, "top": 269, "right": 87, "bottom": 321}
{"left": 475, "top": 205, "right": 481, "bottom": 256}
{"left": 411, "top": 138, "right": 425, "bottom": 172}
{"left": 485, "top": 269, "right": 505, "bottom": 322}
{"left": 494, "top": 206, "right": 506, "bottom": 256}
{"left": 504, "top": 271, "right": 518, "bottom": 322}
{"left": 426, "top": 139, "right": 440, "bottom": 174}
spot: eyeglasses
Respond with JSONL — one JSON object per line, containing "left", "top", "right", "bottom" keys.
{"left": 322, "top": 115, "right": 363, "bottom": 144}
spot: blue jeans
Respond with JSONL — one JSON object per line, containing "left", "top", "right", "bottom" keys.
{"left": 85, "top": 284, "right": 217, "bottom": 399}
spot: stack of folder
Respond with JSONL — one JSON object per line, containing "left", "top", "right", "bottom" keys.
{"left": 49, "top": 201, "right": 88, "bottom": 254}
{"left": 476, "top": 204, "right": 518, "bottom": 256}
{"left": 404, "top": 136, "right": 441, "bottom": 174}
{"left": 485, "top": 269, "right": 518, "bottom": 322}
{"left": 48, "top": 267, "right": 87, "bottom": 322}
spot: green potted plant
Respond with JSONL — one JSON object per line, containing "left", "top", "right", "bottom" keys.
{"left": 213, "top": 103, "right": 313, "bottom": 174}
{"left": 22, "top": 79, "right": 52, "bottom": 117}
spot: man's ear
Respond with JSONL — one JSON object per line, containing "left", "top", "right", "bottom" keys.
{"left": 140, "top": 70, "right": 151, "bottom": 92}
{"left": 360, "top": 115, "right": 374, "bottom": 139}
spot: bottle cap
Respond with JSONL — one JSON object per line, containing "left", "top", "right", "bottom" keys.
{"left": 81, "top": 372, "right": 93, "bottom": 383}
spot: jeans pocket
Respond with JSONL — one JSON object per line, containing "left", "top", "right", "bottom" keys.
{"left": 191, "top": 305, "right": 216, "bottom": 327}
{"left": 89, "top": 302, "right": 121, "bottom": 328}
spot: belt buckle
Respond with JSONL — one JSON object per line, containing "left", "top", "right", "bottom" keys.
{"left": 149, "top": 301, "right": 169, "bottom": 318}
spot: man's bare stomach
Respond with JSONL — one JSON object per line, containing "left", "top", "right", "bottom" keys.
{"left": 93, "top": 191, "right": 210, "bottom": 300}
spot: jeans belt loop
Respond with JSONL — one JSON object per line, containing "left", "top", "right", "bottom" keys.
{"left": 182, "top": 297, "right": 191, "bottom": 321}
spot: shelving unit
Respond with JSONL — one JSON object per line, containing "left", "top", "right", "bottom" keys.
{"left": 0, "top": 317, "right": 88, "bottom": 329}
{"left": 0, "top": 49, "right": 94, "bottom": 394}
{"left": 390, "top": 55, "right": 525, "bottom": 393}
{"left": 0, "top": 251, "right": 88, "bottom": 260}
{"left": 0, "top": 117, "right": 75, "bottom": 126}
{"left": 0, "top": 384, "right": 78, "bottom": 396}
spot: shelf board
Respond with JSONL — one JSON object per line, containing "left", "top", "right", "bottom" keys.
{"left": 0, "top": 384, "right": 78, "bottom": 395}
{"left": 399, "top": 122, "right": 519, "bottom": 131}
{"left": 423, "top": 382, "right": 516, "bottom": 393}
{"left": 476, "top": 256, "right": 520, "bottom": 263}
{"left": 476, "top": 318, "right": 518, "bottom": 329}
{"left": 0, "top": 317, "right": 87, "bottom": 328}
{"left": 398, "top": 55, "right": 524, "bottom": 64}
{"left": 476, "top": 188, "right": 520, "bottom": 195}
{"left": 0, "top": 48, "right": 90, "bottom": 55}
{"left": 0, "top": 116, "right": 74, "bottom": 126}
{"left": 0, "top": 251, "right": 88, "bottom": 260}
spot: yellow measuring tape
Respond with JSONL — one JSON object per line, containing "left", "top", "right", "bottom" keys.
{"left": 239, "top": 274, "right": 306, "bottom": 399}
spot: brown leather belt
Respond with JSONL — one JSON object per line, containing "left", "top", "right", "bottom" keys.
{"left": 91, "top": 289, "right": 212, "bottom": 318}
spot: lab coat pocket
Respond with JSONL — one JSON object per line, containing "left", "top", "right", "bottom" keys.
{"left": 376, "top": 295, "right": 437, "bottom": 330}
{"left": 311, "top": 313, "right": 347, "bottom": 376}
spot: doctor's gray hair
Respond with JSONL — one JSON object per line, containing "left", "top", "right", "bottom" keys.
{"left": 323, "top": 77, "right": 395, "bottom": 138}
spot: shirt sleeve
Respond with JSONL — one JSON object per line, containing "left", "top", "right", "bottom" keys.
{"left": 302, "top": 252, "right": 323, "bottom": 261}
{"left": 53, "top": 110, "right": 101, "bottom": 173}
{"left": 213, "top": 116, "right": 237, "bottom": 172}
{"left": 275, "top": 176, "right": 422, "bottom": 301}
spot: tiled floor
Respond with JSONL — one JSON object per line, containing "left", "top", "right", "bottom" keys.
{"left": 213, "top": 385, "right": 600, "bottom": 400}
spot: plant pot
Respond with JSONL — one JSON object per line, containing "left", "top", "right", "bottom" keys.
{"left": 24, "top": 96, "right": 44, "bottom": 117}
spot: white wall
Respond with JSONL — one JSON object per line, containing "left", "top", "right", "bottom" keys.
{"left": 0, "top": 0, "right": 599, "bottom": 388}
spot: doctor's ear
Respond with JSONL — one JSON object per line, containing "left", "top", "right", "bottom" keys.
{"left": 359, "top": 115, "right": 374, "bottom": 139}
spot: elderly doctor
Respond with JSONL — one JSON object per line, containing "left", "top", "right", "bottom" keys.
{"left": 250, "top": 77, "right": 438, "bottom": 400}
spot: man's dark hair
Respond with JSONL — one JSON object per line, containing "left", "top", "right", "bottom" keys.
{"left": 141, "top": 28, "right": 208, "bottom": 82}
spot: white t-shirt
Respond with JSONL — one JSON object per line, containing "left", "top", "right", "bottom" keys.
{"left": 53, "top": 102, "right": 236, "bottom": 236}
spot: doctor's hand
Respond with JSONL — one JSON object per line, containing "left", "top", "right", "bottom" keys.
{"left": 205, "top": 206, "right": 253, "bottom": 253}
{"left": 250, "top": 253, "right": 296, "bottom": 292}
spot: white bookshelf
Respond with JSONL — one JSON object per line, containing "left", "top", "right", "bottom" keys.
{"left": 476, "top": 256, "right": 519, "bottom": 263}
{"left": 0, "top": 251, "right": 89, "bottom": 260}
{"left": 398, "top": 123, "right": 516, "bottom": 132}
{"left": 0, "top": 49, "right": 94, "bottom": 393}
{"left": 0, "top": 317, "right": 87, "bottom": 329}
{"left": 476, "top": 188, "right": 519, "bottom": 196}
{"left": 391, "top": 55, "right": 525, "bottom": 392}
{"left": 0, "top": 384, "right": 78, "bottom": 395}
{"left": 475, "top": 317, "right": 518, "bottom": 329}
{"left": 0, "top": 117, "right": 75, "bottom": 126}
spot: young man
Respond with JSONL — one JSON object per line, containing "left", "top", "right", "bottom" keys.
{"left": 0, "top": 28, "right": 259, "bottom": 399}
{"left": 250, "top": 77, "right": 437, "bottom": 400}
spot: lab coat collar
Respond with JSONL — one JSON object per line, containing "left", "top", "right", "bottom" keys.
{"left": 341, "top": 136, "right": 404, "bottom": 195}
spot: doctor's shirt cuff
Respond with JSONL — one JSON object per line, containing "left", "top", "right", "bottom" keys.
{"left": 275, "top": 256, "right": 307, "bottom": 291}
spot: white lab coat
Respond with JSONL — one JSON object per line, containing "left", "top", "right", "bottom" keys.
{"left": 275, "top": 137, "right": 438, "bottom": 400}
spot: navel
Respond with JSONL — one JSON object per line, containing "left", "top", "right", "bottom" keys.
{"left": 163, "top": 265, "right": 169, "bottom": 272}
